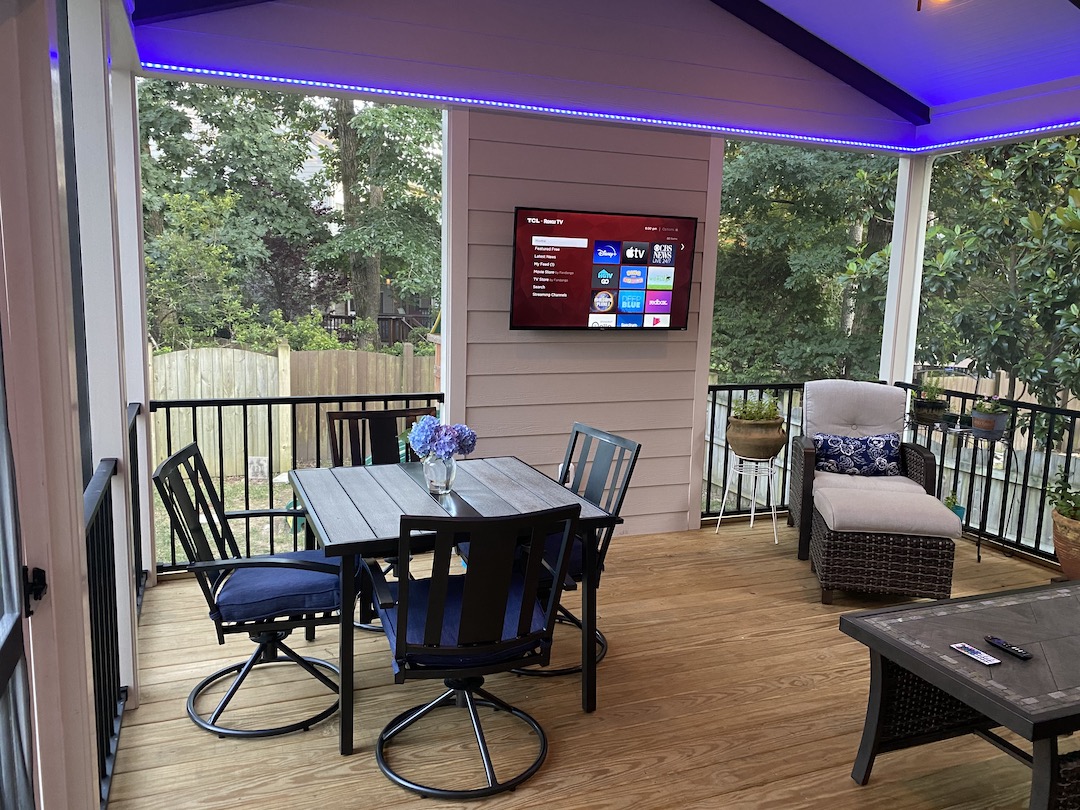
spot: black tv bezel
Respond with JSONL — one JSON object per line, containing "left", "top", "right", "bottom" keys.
{"left": 509, "top": 206, "right": 697, "bottom": 331}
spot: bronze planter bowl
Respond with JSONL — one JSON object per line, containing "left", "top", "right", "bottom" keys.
{"left": 726, "top": 417, "right": 787, "bottom": 459}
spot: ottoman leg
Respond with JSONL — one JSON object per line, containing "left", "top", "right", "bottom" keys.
{"left": 821, "top": 588, "right": 834, "bottom": 605}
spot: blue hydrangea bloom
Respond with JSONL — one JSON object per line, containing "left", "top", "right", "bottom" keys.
{"left": 408, "top": 416, "right": 477, "bottom": 460}
{"left": 408, "top": 415, "right": 440, "bottom": 457}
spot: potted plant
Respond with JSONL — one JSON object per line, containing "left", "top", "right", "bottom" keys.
{"left": 944, "top": 491, "right": 965, "bottom": 520}
{"left": 726, "top": 396, "right": 786, "bottom": 459}
{"left": 912, "top": 379, "right": 947, "bottom": 426}
{"left": 970, "top": 395, "right": 1009, "bottom": 439}
{"left": 1050, "top": 464, "right": 1080, "bottom": 579}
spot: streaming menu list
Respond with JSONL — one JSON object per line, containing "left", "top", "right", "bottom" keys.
{"left": 588, "top": 239, "right": 676, "bottom": 328}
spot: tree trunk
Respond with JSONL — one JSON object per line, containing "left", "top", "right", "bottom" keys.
{"left": 334, "top": 97, "right": 363, "bottom": 317}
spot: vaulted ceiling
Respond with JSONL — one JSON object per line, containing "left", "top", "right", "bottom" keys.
{"left": 126, "top": 0, "right": 1080, "bottom": 153}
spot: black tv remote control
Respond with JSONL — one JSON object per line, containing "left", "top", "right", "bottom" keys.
{"left": 984, "top": 635, "right": 1033, "bottom": 660}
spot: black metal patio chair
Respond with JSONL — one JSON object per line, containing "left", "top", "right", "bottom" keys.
{"left": 152, "top": 442, "right": 342, "bottom": 738}
{"left": 364, "top": 505, "right": 581, "bottom": 799}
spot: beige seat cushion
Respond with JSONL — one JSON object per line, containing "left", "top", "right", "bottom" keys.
{"left": 815, "top": 489, "right": 961, "bottom": 539}
{"left": 812, "top": 470, "right": 926, "bottom": 495}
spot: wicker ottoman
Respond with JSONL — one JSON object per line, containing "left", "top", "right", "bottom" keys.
{"left": 810, "top": 489, "right": 960, "bottom": 604}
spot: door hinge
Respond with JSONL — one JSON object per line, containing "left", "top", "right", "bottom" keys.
{"left": 22, "top": 566, "right": 47, "bottom": 617}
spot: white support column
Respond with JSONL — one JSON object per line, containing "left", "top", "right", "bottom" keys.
{"left": 69, "top": 0, "right": 139, "bottom": 700}
{"left": 112, "top": 69, "right": 155, "bottom": 598}
{"left": 0, "top": 0, "right": 98, "bottom": 806}
{"left": 441, "top": 108, "right": 470, "bottom": 425}
{"left": 688, "top": 136, "right": 726, "bottom": 530}
{"left": 879, "top": 155, "right": 935, "bottom": 384}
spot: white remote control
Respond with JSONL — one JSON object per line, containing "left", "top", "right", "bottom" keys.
{"left": 950, "top": 642, "right": 1001, "bottom": 665}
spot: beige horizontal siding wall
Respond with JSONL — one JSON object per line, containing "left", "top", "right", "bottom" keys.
{"left": 451, "top": 109, "right": 722, "bottom": 534}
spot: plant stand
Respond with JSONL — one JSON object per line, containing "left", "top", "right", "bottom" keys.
{"left": 714, "top": 453, "right": 779, "bottom": 544}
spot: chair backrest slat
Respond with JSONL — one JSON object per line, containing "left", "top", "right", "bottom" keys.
{"left": 327, "top": 407, "right": 437, "bottom": 467}
{"left": 153, "top": 442, "right": 241, "bottom": 605}
{"left": 395, "top": 506, "right": 580, "bottom": 671}
{"left": 558, "top": 423, "right": 642, "bottom": 566}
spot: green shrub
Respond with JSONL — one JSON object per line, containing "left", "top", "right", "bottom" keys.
{"left": 731, "top": 396, "right": 780, "bottom": 420}
{"left": 1050, "top": 465, "right": 1080, "bottom": 520}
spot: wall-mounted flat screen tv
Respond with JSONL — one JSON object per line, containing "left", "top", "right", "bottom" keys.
{"left": 509, "top": 207, "right": 698, "bottom": 330}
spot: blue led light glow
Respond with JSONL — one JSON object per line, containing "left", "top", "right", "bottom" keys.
{"left": 140, "top": 61, "right": 1080, "bottom": 155}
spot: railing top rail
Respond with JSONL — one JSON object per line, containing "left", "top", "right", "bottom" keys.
{"left": 149, "top": 392, "right": 444, "bottom": 411}
{"left": 708, "top": 382, "right": 804, "bottom": 394}
{"left": 892, "top": 381, "right": 1080, "bottom": 419}
{"left": 84, "top": 457, "right": 118, "bottom": 530}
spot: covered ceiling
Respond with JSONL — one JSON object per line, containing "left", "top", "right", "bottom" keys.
{"left": 127, "top": 0, "right": 1080, "bottom": 153}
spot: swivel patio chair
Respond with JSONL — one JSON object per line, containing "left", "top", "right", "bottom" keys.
{"left": 152, "top": 442, "right": 343, "bottom": 738}
{"left": 364, "top": 505, "right": 581, "bottom": 799}
{"left": 789, "top": 379, "right": 937, "bottom": 560}
{"left": 326, "top": 406, "right": 435, "bottom": 629}
{"left": 458, "top": 422, "right": 641, "bottom": 676}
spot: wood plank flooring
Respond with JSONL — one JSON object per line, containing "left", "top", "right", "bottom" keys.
{"left": 109, "top": 521, "right": 1063, "bottom": 809}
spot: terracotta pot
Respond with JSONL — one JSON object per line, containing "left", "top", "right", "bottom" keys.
{"left": 970, "top": 410, "right": 1008, "bottom": 439}
{"left": 1052, "top": 509, "right": 1080, "bottom": 580}
{"left": 727, "top": 417, "right": 786, "bottom": 459}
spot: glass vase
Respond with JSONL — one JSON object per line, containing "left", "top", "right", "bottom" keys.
{"left": 423, "top": 454, "right": 457, "bottom": 495}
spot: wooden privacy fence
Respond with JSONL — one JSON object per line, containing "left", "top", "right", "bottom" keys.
{"left": 151, "top": 343, "right": 436, "bottom": 475}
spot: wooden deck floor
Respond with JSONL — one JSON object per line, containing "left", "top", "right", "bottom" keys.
{"left": 110, "top": 520, "right": 1063, "bottom": 809}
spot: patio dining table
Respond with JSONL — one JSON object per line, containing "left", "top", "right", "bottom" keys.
{"left": 289, "top": 455, "right": 620, "bottom": 755}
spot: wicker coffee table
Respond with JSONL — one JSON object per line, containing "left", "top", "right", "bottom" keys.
{"left": 840, "top": 583, "right": 1080, "bottom": 809}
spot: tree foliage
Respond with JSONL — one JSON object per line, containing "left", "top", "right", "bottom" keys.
{"left": 925, "top": 137, "right": 1080, "bottom": 405}
{"left": 714, "top": 135, "right": 1080, "bottom": 407}
{"left": 138, "top": 81, "right": 443, "bottom": 353}
{"left": 317, "top": 102, "right": 442, "bottom": 320}
{"left": 713, "top": 142, "right": 896, "bottom": 383}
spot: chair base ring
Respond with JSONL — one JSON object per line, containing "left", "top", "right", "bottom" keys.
{"left": 512, "top": 612, "right": 607, "bottom": 677}
{"left": 376, "top": 688, "right": 547, "bottom": 799}
{"left": 187, "top": 655, "right": 340, "bottom": 738}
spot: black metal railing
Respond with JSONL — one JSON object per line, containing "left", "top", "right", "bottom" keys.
{"left": 703, "top": 383, "right": 802, "bottom": 520}
{"left": 896, "top": 381, "right": 1078, "bottom": 562}
{"left": 148, "top": 392, "right": 444, "bottom": 572}
{"left": 704, "top": 380, "right": 1080, "bottom": 564}
{"left": 85, "top": 457, "right": 124, "bottom": 809}
{"left": 126, "top": 403, "right": 147, "bottom": 615}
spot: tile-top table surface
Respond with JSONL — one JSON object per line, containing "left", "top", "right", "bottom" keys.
{"left": 841, "top": 582, "right": 1080, "bottom": 739}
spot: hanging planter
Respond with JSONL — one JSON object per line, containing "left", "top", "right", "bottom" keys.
{"left": 970, "top": 397, "right": 1009, "bottom": 439}
{"left": 913, "top": 399, "right": 947, "bottom": 426}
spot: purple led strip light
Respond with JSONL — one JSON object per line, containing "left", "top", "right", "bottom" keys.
{"left": 141, "top": 61, "right": 1080, "bottom": 155}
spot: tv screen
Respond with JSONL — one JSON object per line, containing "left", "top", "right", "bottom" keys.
{"left": 509, "top": 207, "right": 698, "bottom": 330}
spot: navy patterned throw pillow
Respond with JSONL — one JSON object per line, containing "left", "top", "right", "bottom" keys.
{"left": 813, "top": 433, "right": 901, "bottom": 477}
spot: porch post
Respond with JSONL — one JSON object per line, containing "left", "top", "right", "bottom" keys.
{"left": 0, "top": 0, "right": 98, "bottom": 806}
{"left": 441, "top": 109, "right": 469, "bottom": 425}
{"left": 68, "top": 0, "right": 140, "bottom": 701}
{"left": 879, "top": 155, "right": 935, "bottom": 385}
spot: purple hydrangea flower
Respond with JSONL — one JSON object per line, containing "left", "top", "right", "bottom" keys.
{"left": 453, "top": 424, "right": 477, "bottom": 455}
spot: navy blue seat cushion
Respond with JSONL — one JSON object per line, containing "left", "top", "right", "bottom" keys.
{"left": 543, "top": 531, "right": 583, "bottom": 582}
{"left": 813, "top": 432, "right": 901, "bottom": 477}
{"left": 372, "top": 575, "right": 545, "bottom": 674}
{"left": 212, "top": 549, "right": 340, "bottom": 623}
